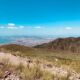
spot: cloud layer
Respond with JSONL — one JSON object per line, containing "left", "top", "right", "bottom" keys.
{"left": 0, "top": 23, "right": 25, "bottom": 29}
{"left": 65, "top": 27, "right": 72, "bottom": 30}
{"left": 0, "top": 23, "right": 80, "bottom": 37}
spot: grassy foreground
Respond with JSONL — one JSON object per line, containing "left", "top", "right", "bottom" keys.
{"left": 0, "top": 56, "right": 73, "bottom": 80}
{"left": 0, "top": 44, "right": 80, "bottom": 80}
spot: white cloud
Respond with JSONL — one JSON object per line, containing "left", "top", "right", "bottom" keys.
{"left": 8, "top": 23, "right": 15, "bottom": 26}
{"left": 7, "top": 23, "right": 25, "bottom": 29}
{"left": 7, "top": 26, "right": 18, "bottom": 29}
{"left": 19, "top": 26, "right": 24, "bottom": 28}
{"left": 65, "top": 27, "right": 72, "bottom": 30}
{"left": 34, "top": 26, "right": 41, "bottom": 29}
{"left": 7, "top": 23, "right": 18, "bottom": 29}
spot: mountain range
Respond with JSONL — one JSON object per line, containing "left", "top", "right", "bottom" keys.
{"left": 0, "top": 37, "right": 80, "bottom": 53}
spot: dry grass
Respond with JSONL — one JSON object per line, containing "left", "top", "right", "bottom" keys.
{"left": 0, "top": 44, "right": 80, "bottom": 79}
{"left": 0, "top": 57, "right": 74, "bottom": 80}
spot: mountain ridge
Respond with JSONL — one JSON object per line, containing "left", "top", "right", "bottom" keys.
{"left": 34, "top": 37, "right": 80, "bottom": 53}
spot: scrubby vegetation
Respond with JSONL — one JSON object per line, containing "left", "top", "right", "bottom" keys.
{"left": 0, "top": 56, "right": 76, "bottom": 80}
{"left": 0, "top": 41, "right": 80, "bottom": 80}
{"left": 35, "top": 37, "right": 80, "bottom": 53}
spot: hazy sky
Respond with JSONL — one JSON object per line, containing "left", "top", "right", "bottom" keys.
{"left": 0, "top": 0, "right": 80, "bottom": 37}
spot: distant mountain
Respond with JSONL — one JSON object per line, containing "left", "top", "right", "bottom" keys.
{"left": 2, "top": 37, "right": 80, "bottom": 53}
{"left": 34, "top": 37, "right": 80, "bottom": 53}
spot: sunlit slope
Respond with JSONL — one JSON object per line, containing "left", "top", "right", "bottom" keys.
{"left": 35, "top": 37, "right": 80, "bottom": 53}
{"left": 0, "top": 44, "right": 80, "bottom": 61}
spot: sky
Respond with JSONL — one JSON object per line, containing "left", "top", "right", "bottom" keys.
{"left": 0, "top": 0, "right": 80, "bottom": 37}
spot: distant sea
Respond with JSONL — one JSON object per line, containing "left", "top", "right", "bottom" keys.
{"left": 0, "top": 36, "right": 17, "bottom": 44}
{"left": 0, "top": 39, "right": 11, "bottom": 44}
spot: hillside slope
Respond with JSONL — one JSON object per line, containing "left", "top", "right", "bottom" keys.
{"left": 0, "top": 44, "right": 34, "bottom": 52}
{"left": 35, "top": 37, "right": 80, "bottom": 53}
